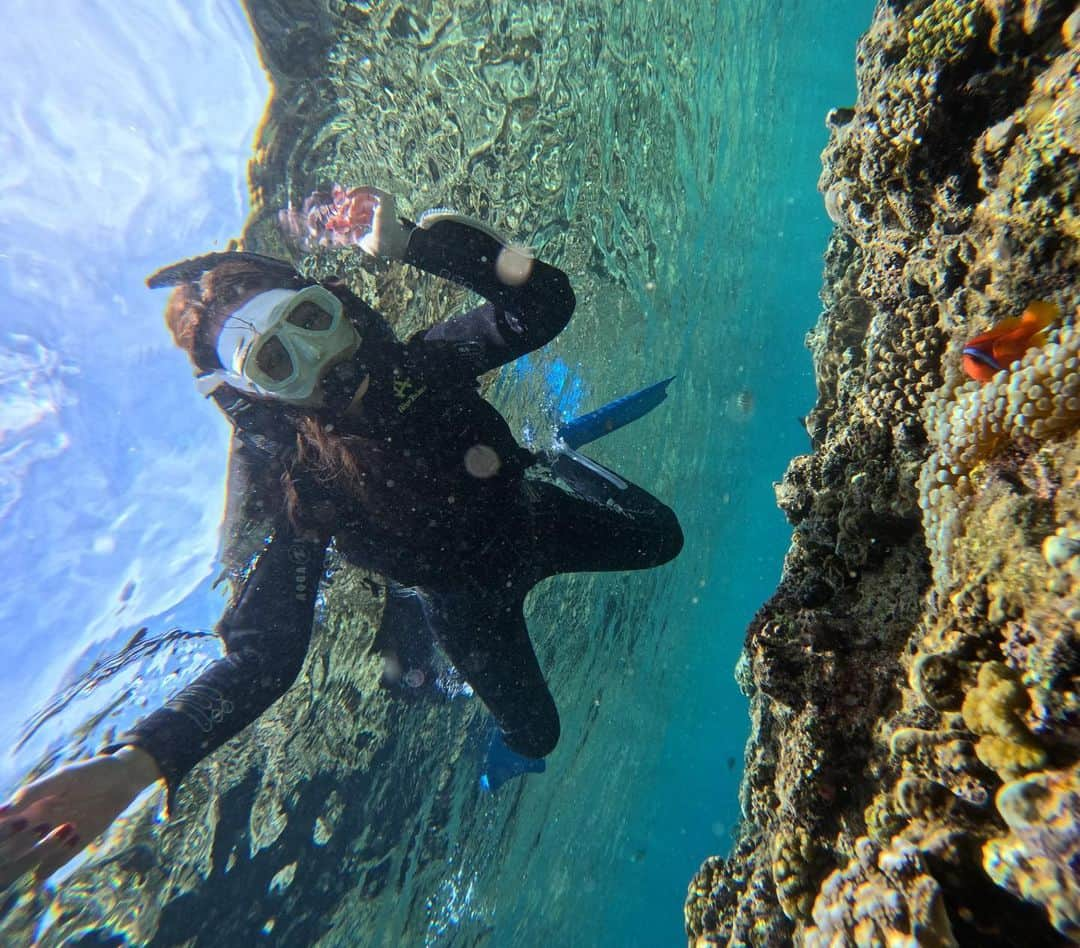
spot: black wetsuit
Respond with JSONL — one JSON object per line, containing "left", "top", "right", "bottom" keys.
{"left": 115, "top": 221, "right": 683, "bottom": 801}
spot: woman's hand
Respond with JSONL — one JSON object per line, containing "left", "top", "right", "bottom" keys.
{"left": 280, "top": 185, "right": 413, "bottom": 259}
{"left": 0, "top": 746, "right": 162, "bottom": 889}
{"left": 353, "top": 187, "right": 412, "bottom": 259}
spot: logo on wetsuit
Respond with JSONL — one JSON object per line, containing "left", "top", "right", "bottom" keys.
{"left": 393, "top": 376, "right": 428, "bottom": 414}
{"left": 165, "top": 683, "right": 234, "bottom": 733}
{"left": 290, "top": 544, "right": 311, "bottom": 602}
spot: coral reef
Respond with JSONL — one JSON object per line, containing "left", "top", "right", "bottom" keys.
{"left": 688, "top": 1, "right": 1080, "bottom": 944}
{"left": 802, "top": 836, "right": 957, "bottom": 948}
{"left": 985, "top": 766, "right": 1080, "bottom": 940}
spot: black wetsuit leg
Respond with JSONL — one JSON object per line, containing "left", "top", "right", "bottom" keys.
{"left": 528, "top": 453, "right": 684, "bottom": 577}
{"left": 407, "top": 457, "right": 679, "bottom": 757}
{"left": 417, "top": 584, "right": 560, "bottom": 759}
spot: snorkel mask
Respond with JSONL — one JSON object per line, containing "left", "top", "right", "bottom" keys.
{"left": 214, "top": 285, "right": 360, "bottom": 405}
{"left": 148, "top": 251, "right": 374, "bottom": 413}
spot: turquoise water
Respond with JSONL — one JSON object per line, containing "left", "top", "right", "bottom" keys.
{"left": 0, "top": 1, "right": 871, "bottom": 944}
{"left": 458, "top": 4, "right": 871, "bottom": 944}
{"left": 596, "top": 5, "right": 870, "bottom": 943}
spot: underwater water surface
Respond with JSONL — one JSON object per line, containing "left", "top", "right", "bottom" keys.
{"left": 0, "top": 0, "right": 870, "bottom": 945}
{"left": 0, "top": 0, "right": 266, "bottom": 794}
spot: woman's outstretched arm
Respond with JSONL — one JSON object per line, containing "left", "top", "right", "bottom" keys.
{"left": 106, "top": 516, "right": 328, "bottom": 809}
{"left": 0, "top": 444, "right": 328, "bottom": 889}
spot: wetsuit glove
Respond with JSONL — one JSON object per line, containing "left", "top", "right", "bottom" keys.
{"left": 280, "top": 185, "right": 533, "bottom": 280}
{"left": 415, "top": 208, "right": 512, "bottom": 246}
{"left": 479, "top": 728, "right": 546, "bottom": 793}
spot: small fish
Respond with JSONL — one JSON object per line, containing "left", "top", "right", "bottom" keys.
{"left": 962, "top": 300, "right": 1058, "bottom": 382}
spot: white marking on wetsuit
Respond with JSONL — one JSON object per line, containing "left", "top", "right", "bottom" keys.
{"left": 164, "top": 683, "right": 235, "bottom": 733}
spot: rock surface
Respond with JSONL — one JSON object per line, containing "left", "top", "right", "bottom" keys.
{"left": 687, "top": 2, "right": 1079, "bottom": 944}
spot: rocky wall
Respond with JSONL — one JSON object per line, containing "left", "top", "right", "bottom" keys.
{"left": 687, "top": 1, "right": 1080, "bottom": 945}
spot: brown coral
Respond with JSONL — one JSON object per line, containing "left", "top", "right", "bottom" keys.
{"left": 802, "top": 836, "right": 957, "bottom": 948}
{"left": 688, "top": 1, "right": 1080, "bottom": 944}
{"left": 984, "top": 765, "right": 1080, "bottom": 940}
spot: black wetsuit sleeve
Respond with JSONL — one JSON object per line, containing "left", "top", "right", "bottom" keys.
{"left": 402, "top": 218, "right": 576, "bottom": 377}
{"left": 107, "top": 522, "right": 327, "bottom": 808}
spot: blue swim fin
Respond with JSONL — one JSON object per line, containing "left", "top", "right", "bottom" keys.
{"left": 480, "top": 729, "right": 546, "bottom": 793}
{"left": 557, "top": 376, "right": 675, "bottom": 449}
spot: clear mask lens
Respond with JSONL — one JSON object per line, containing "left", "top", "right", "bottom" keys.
{"left": 286, "top": 301, "right": 333, "bottom": 332}
{"left": 254, "top": 335, "right": 293, "bottom": 381}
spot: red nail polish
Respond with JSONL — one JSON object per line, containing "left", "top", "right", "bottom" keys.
{"left": 55, "top": 824, "right": 73, "bottom": 840}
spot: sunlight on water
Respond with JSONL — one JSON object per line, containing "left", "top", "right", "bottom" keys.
{"left": 424, "top": 859, "right": 487, "bottom": 945}
{"left": 0, "top": 0, "right": 266, "bottom": 792}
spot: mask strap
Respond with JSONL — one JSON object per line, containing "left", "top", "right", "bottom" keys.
{"left": 194, "top": 370, "right": 231, "bottom": 397}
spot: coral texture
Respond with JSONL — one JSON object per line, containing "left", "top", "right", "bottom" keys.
{"left": 688, "top": 1, "right": 1080, "bottom": 944}
{"left": 802, "top": 836, "right": 957, "bottom": 948}
{"left": 985, "top": 766, "right": 1080, "bottom": 940}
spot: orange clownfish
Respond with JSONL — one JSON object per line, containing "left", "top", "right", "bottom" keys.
{"left": 962, "top": 300, "right": 1059, "bottom": 382}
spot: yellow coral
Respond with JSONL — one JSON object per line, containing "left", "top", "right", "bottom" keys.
{"left": 961, "top": 661, "right": 1047, "bottom": 778}
{"left": 984, "top": 0, "right": 1059, "bottom": 51}
{"left": 906, "top": 0, "right": 982, "bottom": 66}
{"left": 771, "top": 826, "right": 817, "bottom": 921}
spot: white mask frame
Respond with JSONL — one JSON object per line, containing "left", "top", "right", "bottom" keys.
{"left": 214, "top": 285, "right": 360, "bottom": 404}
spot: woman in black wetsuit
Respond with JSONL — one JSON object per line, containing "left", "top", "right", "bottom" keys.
{"left": 0, "top": 189, "right": 682, "bottom": 886}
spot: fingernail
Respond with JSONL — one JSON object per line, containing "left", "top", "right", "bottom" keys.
{"left": 9, "top": 818, "right": 27, "bottom": 833}
{"left": 33, "top": 823, "right": 51, "bottom": 840}
{"left": 55, "top": 824, "right": 74, "bottom": 841}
